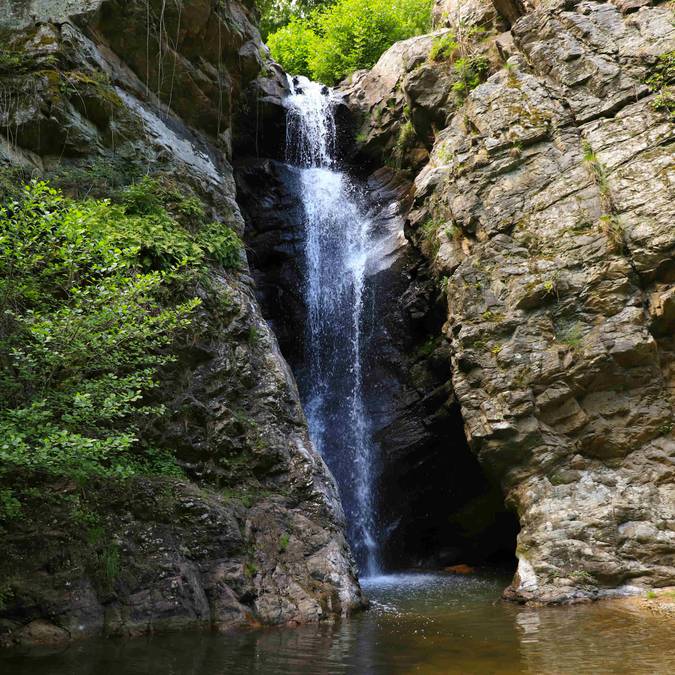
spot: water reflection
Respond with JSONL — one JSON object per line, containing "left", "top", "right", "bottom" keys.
{"left": 3, "top": 573, "right": 673, "bottom": 675}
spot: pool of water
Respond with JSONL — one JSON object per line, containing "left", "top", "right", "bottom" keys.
{"left": 3, "top": 572, "right": 674, "bottom": 674}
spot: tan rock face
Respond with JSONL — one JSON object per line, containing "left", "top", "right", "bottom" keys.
{"left": 346, "top": 0, "right": 674, "bottom": 603}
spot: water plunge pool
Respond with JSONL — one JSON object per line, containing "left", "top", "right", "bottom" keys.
{"left": 5, "top": 571, "right": 673, "bottom": 674}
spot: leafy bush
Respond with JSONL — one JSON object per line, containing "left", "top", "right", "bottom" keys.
{"left": 268, "top": 0, "right": 433, "bottom": 85}
{"left": 258, "top": 0, "right": 330, "bottom": 40}
{"left": 646, "top": 50, "right": 674, "bottom": 116}
{"left": 0, "top": 181, "right": 202, "bottom": 490}
{"left": 106, "top": 176, "right": 242, "bottom": 272}
{"left": 267, "top": 18, "right": 318, "bottom": 77}
{"left": 429, "top": 33, "right": 458, "bottom": 62}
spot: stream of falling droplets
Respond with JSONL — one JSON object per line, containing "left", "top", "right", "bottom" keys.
{"left": 285, "top": 76, "right": 379, "bottom": 576}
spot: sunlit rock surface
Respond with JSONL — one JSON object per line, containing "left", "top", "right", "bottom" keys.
{"left": 343, "top": 0, "right": 674, "bottom": 603}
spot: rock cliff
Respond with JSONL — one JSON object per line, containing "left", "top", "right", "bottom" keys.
{"left": 342, "top": 0, "right": 674, "bottom": 603}
{"left": 0, "top": 0, "right": 362, "bottom": 646}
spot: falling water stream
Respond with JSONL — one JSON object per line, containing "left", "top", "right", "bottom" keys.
{"left": 285, "top": 77, "right": 380, "bottom": 576}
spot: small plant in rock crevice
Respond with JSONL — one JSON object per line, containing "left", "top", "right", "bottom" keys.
{"left": 100, "top": 544, "right": 121, "bottom": 586}
{"left": 429, "top": 33, "right": 459, "bottom": 62}
{"left": 645, "top": 50, "right": 675, "bottom": 117}
{"left": 581, "top": 140, "right": 625, "bottom": 252}
{"left": 556, "top": 322, "right": 584, "bottom": 350}
{"left": 452, "top": 55, "right": 490, "bottom": 101}
{"left": 279, "top": 533, "right": 290, "bottom": 552}
{"left": 428, "top": 23, "right": 490, "bottom": 100}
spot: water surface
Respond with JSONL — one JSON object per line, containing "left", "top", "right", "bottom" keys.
{"left": 4, "top": 572, "right": 673, "bottom": 674}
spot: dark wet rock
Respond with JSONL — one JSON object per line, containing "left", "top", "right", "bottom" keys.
{"left": 239, "top": 161, "right": 519, "bottom": 570}
{"left": 236, "top": 158, "right": 306, "bottom": 364}
{"left": 0, "top": 0, "right": 362, "bottom": 648}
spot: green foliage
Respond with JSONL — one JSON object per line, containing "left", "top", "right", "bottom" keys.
{"left": 582, "top": 141, "right": 612, "bottom": 204}
{"left": 279, "top": 532, "right": 290, "bottom": 552}
{"left": 599, "top": 214, "right": 624, "bottom": 252}
{"left": 392, "top": 120, "right": 417, "bottom": 167}
{"left": 100, "top": 544, "right": 121, "bottom": 584}
{"left": 452, "top": 55, "right": 489, "bottom": 101}
{"left": 198, "top": 220, "right": 244, "bottom": 270}
{"left": 397, "top": 120, "right": 416, "bottom": 147}
{"left": 268, "top": 0, "right": 433, "bottom": 85}
{"left": 0, "top": 181, "right": 202, "bottom": 483}
{"left": 419, "top": 218, "right": 443, "bottom": 257}
{"left": 0, "top": 487, "right": 21, "bottom": 520}
{"left": 267, "top": 18, "right": 318, "bottom": 76}
{"left": 105, "top": 176, "right": 242, "bottom": 272}
{"left": 557, "top": 323, "right": 583, "bottom": 350}
{"left": 429, "top": 33, "right": 459, "bottom": 62}
{"left": 581, "top": 140, "right": 596, "bottom": 163}
{"left": 258, "top": 0, "right": 331, "bottom": 40}
{"left": 646, "top": 51, "right": 675, "bottom": 117}
{"left": 0, "top": 47, "right": 39, "bottom": 75}
{"left": 247, "top": 325, "right": 263, "bottom": 344}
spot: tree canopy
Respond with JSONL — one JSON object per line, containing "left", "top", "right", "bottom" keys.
{"left": 265, "top": 0, "right": 433, "bottom": 85}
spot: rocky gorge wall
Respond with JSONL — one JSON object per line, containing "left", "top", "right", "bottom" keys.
{"left": 0, "top": 0, "right": 363, "bottom": 647}
{"left": 342, "top": 0, "right": 674, "bottom": 602}
{"left": 237, "top": 159, "right": 521, "bottom": 570}
{"left": 0, "top": 1, "right": 673, "bottom": 657}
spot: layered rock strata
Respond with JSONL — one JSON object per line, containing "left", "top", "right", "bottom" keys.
{"left": 343, "top": 0, "right": 674, "bottom": 602}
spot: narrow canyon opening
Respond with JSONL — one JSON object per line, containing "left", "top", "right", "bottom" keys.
{"left": 236, "top": 79, "right": 519, "bottom": 577}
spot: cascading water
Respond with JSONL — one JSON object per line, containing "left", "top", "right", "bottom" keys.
{"left": 285, "top": 77, "right": 380, "bottom": 576}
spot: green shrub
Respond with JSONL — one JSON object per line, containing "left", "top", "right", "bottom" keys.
{"left": 103, "top": 176, "right": 242, "bottom": 272}
{"left": 267, "top": 18, "right": 318, "bottom": 77}
{"left": 268, "top": 0, "right": 433, "bottom": 85}
{"left": 646, "top": 50, "right": 675, "bottom": 116}
{"left": 429, "top": 33, "right": 458, "bottom": 62}
{"left": 0, "top": 181, "right": 199, "bottom": 482}
{"left": 198, "top": 221, "right": 243, "bottom": 270}
{"left": 452, "top": 55, "right": 489, "bottom": 100}
{"left": 258, "top": 0, "right": 330, "bottom": 40}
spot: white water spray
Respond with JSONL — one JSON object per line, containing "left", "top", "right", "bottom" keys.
{"left": 285, "top": 77, "right": 380, "bottom": 576}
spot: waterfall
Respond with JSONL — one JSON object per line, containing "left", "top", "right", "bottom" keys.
{"left": 285, "top": 77, "right": 380, "bottom": 576}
